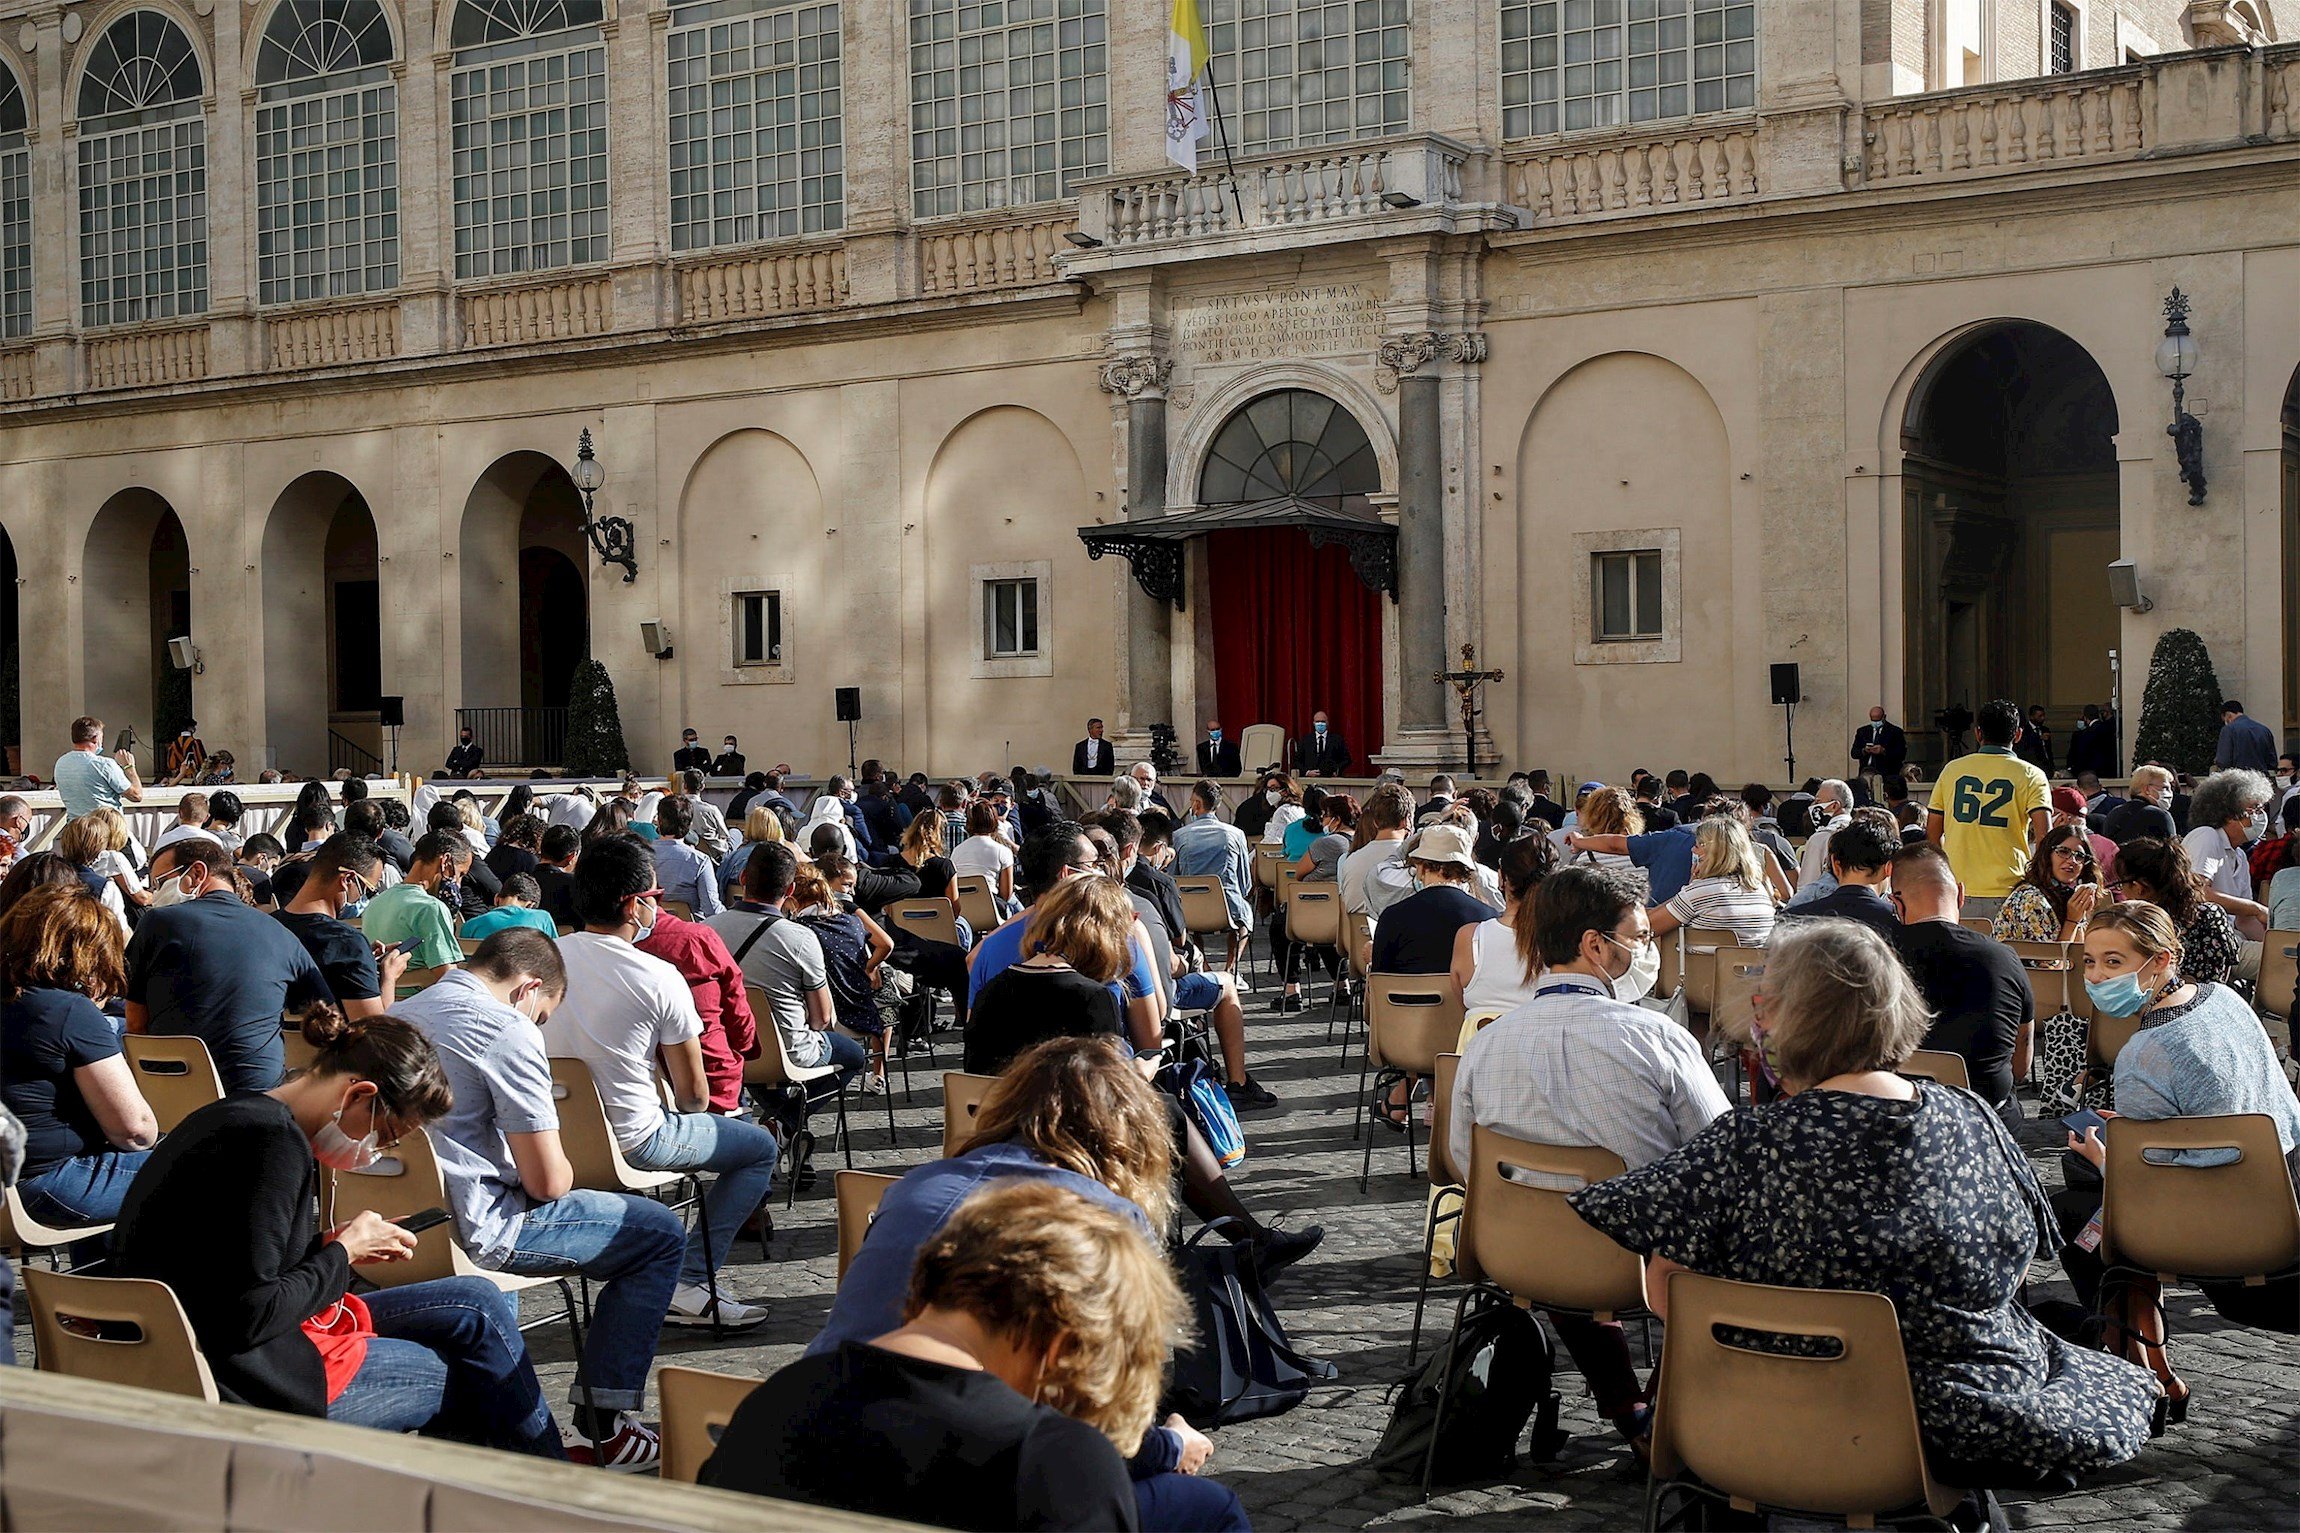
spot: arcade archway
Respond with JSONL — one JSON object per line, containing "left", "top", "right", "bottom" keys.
{"left": 460, "top": 452, "right": 590, "bottom": 766}
{"left": 83, "top": 489, "right": 191, "bottom": 761}
{"left": 262, "top": 472, "right": 383, "bottom": 776}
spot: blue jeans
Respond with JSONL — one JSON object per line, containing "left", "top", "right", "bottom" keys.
{"left": 327, "top": 1277, "right": 564, "bottom": 1459}
{"left": 1135, "top": 1474, "right": 1252, "bottom": 1532}
{"left": 1173, "top": 973, "right": 1225, "bottom": 1012}
{"left": 628, "top": 1112, "right": 780, "bottom": 1286}
{"left": 496, "top": 1190, "right": 685, "bottom": 1413}
{"left": 820, "top": 1027, "right": 869, "bottom": 1078}
{"left": 19, "top": 1150, "right": 151, "bottom": 1229}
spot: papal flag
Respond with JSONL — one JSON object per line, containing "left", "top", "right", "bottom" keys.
{"left": 1165, "top": 0, "right": 1210, "bottom": 172}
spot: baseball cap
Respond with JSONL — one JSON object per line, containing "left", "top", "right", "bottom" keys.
{"left": 1577, "top": 780, "right": 1606, "bottom": 797}
{"left": 2050, "top": 787, "right": 2087, "bottom": 816}
{"left": 1406, "top": 823, "right": 1478, "bottom": 869}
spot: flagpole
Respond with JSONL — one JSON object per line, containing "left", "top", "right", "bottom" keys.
{"left": 1201, "top": 61, "right": 1246, "bottom": 225}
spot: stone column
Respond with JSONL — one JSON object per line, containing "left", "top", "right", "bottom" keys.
{"left": 1394, "top": 370, "right": 1446, "bottom": 736}
{"left": 1101, "top": 354, "right": 1175, "bottom": 760}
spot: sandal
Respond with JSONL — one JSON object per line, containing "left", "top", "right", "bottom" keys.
{"left": 1370, "top": 1087, "right": 1410, "bottom": 1134}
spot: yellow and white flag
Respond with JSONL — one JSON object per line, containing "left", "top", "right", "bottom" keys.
{"left": 1165, "top": 0, "right": 1210, "bottom": 172}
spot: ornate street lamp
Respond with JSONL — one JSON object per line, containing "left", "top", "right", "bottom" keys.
{"left": 2156, "top": 289, "right": 2206, "bottom": 506}
{"left": 572, "top": 428, "right": 638, "bottom": 582}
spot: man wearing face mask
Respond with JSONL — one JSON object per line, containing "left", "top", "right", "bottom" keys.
{"left": 124, "top": 836, "right": 332, "bottom": 1092}
{"left": 1292, "top": 710, "right": 1352, "bottom": 778}
{"left": 1448, "top": 866, "right": 1728, "bottom": 1448}
{"left": 672, "top": 729, "right": 712, "bottom": 776}
{"left": 1196, "top": 720, "right": 1241, "bottom": 778}
{"left": 444, "top": 727, "right": 485, "bottom": 780}
{"left": 275, "top": 834, "right": 410, "bottom": 1019}
{"left": 398, "top": 929, "right": 689, "bottom": 1471}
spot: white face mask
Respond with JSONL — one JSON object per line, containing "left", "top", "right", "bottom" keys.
{"left": 2243, "top": 810, "right": 2269, "bottom": 843}
{"left": 1602, "top": 931, "right": 1661, "bottom": 1002}
{"left": 313, "top": 1095, "right": 382, "bottom": 1171}
{"left": 149, "top": 869, "right": 198, "bottom": 908}
{"left": 1266, "top": 790, "right": 1283, "bottom": 807}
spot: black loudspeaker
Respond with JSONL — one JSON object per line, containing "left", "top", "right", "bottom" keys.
{"left": 1769, "top": 664, "right": 1801, "bottom": 706}
{"left": 834, "top": 687, "right": 862, "bottom": 723}
{"left": 378, "top": 696, "right": 405, "bottom": 728}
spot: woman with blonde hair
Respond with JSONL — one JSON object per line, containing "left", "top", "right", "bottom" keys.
{"left": 1572, "top": 920, "right": 2160, "bottom": 1490}
{"left": 713, "top": 803, "right": 785, "bottom": 899}
{"left": 962, "top": 873, "right": 1136, "bottom": 1075}
{"left": 712, "top": 1178, "right": 1211, "bottom": 1531}
{"left": 1649, "top": 816, "right": 1777, "bottom": 944}
{"left": 55, "top": 813, "right": 134, "bottom": 931}
{"left": 1570, "top": 787, "right": 1646, "bottom": 894}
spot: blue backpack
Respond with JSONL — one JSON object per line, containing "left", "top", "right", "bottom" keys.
{"left": 1156, "top": 1056, "right": 1244, "bottom": 1168}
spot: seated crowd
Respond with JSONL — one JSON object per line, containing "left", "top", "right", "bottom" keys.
{"left": 1, "top": 698, "right": 2294, "bottom": 1531}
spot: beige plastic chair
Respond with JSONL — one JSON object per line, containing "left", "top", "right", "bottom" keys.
{"left": 1408, "top": 1053, "right": 1465, "bottom": 1367}
{"left": 1356, "top": 972, "right": 1465, "bottom": 1190}
{"left": 1252, "top": 842, "right": 1284, "bottom": 894}
{"left": 883, "top": 898, "right": 961, "bottom": 950}
{"left": 1708, "top": 954, "right": 1767, "bottom": 1048}
{"left": 835, "top": 1169, "right": 899, "bottom": 1283}
{"left": 1175, "top": 876, "right": 1236, "bottom": 941}
{"left": 1645, "top": 1271, "right": 1960, "bottom": 1528}
{"left": 657, "top": 1365, "right": 761, "bottom": 1485}
{"left": 2101, "top": 1113, "right": 2300, "bottom": 1286}
{"left": 1, "top": 1186, "right": 112, "bottom": 1269}
{"left": 661, "top": 898, "right": 696, "bottom": 921}
{"left": 22, "top": 1269, "right": 220, "bottom": 1403}
{"left": 280, "top": 1026, "right": 318, "bottom": 1076}
{"left": 951, "top": 875, "right": 999, "bottom": 935}
{"left": 1284, "top": 881, "right": 1347, "bottom": 1021}
{"left": 941, "top": 1071, "right": 997, "bottom": 1158}
{"left": 395, "top": 963, "right": 452, "bottom": 998}
{"left": 1958, "top": 915, "right": 1995, "bottom": 934}
{"left": 548, "top": 1058, "right": 685, "bottom": 1199}
{"left": 1897, "top": 1049, "right": 1972, "bottom": 1090}
{"left": 458, "top": 936, "right": 486, "bottom": 956}
{"left": 2007, "top": 940, "right": 2092, "bottom": 1024}
{"left": 122, "top": 1035, "right": 225, "bottom": 1134}
{"left": 742, "top": 982, "right": 870, "bottom": 1199}
{"left": 1676, "top": 926, "right": 1743, "bottom": 1019}
{"left": 2254, "top": 929, "right": 2299, "bottom": 1022}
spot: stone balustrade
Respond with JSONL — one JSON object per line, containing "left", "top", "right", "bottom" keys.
{"left": 917, "top": 212, "right": 1076, "bottom": 296}
{"left": 677, "top": 244, "right": 849, "bottom": 324}
{"left": 1505, "top": 120, "right": 1762, "bottom": 221}
{"left": 265, "top": 301, "right": 402, "bottom": 370}
{"left": 460, "top": 275, "right": 614, "bottom": 348}
{"left": 0, "top": 346, "right": 31, "bottom": 402}
{"left": 83, "top": 324, "right": 210, "bottom": 391}
{"left": 1076, "top": 134, "right": 1472, "bottom": 250}
{"left": 1857, "top": 70, "right": 2151, "bottom": 185}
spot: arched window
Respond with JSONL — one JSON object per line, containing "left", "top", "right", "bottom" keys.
{"left": 75, "top": 11, "right": 208, "bottom": 327}
{"left": 254, "top": 0, "right": 399, "bottom": 304}
{"left": 0, "top": 61, "right": 30, "bottom": 338}
{"left": 669, "top": 0, "right": 844, "bottom": 251}
{"left": 907, "top": 0, "right": 1105, "bottom": 218}
{"left": 448, "top": 0, "right": 608, "bottom": 278}
{"left": 1198, "top": 390, "right": 1378, "bottom": 505}
{"left": 1500, "top": 0, "right": 1755, "bottom": 138}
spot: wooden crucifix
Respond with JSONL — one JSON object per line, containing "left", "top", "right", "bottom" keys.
{"left": 1433, "top": 643, "right": 1505, "bottom": 778}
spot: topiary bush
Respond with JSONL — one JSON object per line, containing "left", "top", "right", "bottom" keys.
{"left": 562, "top": 659, "right": 632, "bottom": 778}
{"left": 2131, "top": 627, "right": 2223, "bottom": 777}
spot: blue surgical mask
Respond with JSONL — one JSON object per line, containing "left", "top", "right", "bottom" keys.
{"left": 1314, "top": 723, "right": 1328, "bottom": 737}
{"left": 2084, "top": 967, "right": 2161, "bottom": 1018}
{"left": 1208, "top": 731, "right": 1222, "bottom": 743}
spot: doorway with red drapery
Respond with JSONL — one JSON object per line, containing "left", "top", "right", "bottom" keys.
{"left": 1205, "top": 526, "right": 1384, "bottom": 767}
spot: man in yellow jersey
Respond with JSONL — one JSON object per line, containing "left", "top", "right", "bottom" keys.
{"left": 1928, "top": 698, "right": 2051, "bottom": 919}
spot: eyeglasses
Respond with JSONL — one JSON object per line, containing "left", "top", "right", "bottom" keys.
{"left": 344, "top": 869, "right": 376, "bottom": 902}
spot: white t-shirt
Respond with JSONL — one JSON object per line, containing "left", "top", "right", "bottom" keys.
{"left": 1664, "top": 875, "right": 1779, "bottom": 946}
{"left": 544, "top": 932, "right": 704, "bottom": 1152}
{"left": 1262, "top": 804, "right": 1306, "bottom": 845}
{"left": 91, "top": 848, "right": 146, "bottom": 900}
{"left": 1461, "top": 918, "right": 1542, "bottom": 1017}
{"left": 950, "top": 834, "right": 1016, "bottom": 883}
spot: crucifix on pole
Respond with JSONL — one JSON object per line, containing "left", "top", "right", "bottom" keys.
{"left": 1434, "top": 643, "right": 1505, "bottom": 779}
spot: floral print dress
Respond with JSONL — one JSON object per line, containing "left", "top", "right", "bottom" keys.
{"left": 1990, "top": 882, "right": 2067, "bottom": 945}
{"left": 1570, "top": 1083, "right": 2159, "bottom": 1478}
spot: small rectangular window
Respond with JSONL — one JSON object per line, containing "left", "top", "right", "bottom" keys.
{"left": 733, "top": 590, "right": 783, "bottom": 665}
{"left": 2049, "top": 3, "right": 2076, "bottom": 73}
{"left": 984, "top": 578, "right": 1040, "bottom": 658}
{"left": 1593, "top": 550, "right": 1664, "bottom": 642}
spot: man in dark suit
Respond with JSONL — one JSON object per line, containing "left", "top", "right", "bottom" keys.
{"left": 443, "top": 727, "right": 484, "bottom": 779}
{"left": 2213, "top": 700, "right": 2279, "bottom": 773}
{"left": 2064, "top": 705, "right": 2116, "bottom": 779}
{"left": 1848, "top": 705, "right": 1907, "bottom": 794}
{"left": 1292, "top": 711, "right": 1352, "bottom": 777}
{"left": 2014, "top": 705, "right": 2055, "bottom": 776}
{"left": 711, "top": 735, "right": 746, "bottom": 777}
{"left": 1196, "top": 720, "right": 1242, "bottom": 778}
{"left": 672, "top": 729, "right": 712, "bottom": 774}
{"left": 1521, "top": 769, "right": 1569, "bottom": 833}
{"left": 1072, "top": 717, "right": 1114, "bottom": 777}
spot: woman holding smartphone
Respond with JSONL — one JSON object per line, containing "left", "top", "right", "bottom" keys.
{"left": 108, "top": 1005, "right": 565, "bottom": 1456}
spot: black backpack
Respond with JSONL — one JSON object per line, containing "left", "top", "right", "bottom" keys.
{"left": 1164, "top": 1219, "right": 1336, "bottom": 1427}
{"left": 1372, "top": 1291, "right": 1566, "bottom": 1485}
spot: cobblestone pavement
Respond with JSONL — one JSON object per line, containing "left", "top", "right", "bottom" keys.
{"left": 516, "top": 972, "right": 2299, "bottom": 1530}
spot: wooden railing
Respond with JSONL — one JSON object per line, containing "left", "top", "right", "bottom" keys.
{"left": 916, "top": 212, "right": 1076, "bottom": 295}
{"left": 676, "top": 244, "right": 848, "bottom": 323}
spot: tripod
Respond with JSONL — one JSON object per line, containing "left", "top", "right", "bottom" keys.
{"left": 846, "top": 718, "right": 859, "bottom": 778}
{"left": 1780, "top": 699, "right": 1797, "bottom": 784}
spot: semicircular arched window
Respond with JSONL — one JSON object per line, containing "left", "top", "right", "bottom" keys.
{"left": 447, "top": 0, "right": 609, "bottom": 278}
{"left": 0, "top": 61, "right": 30, "bottom": 338}
{"left": 75, "top": 12, "right": 208, "bottom": 327}
{"left": 1198, "top": 390, "right": 1379, "bottom": 505}
{"left": 254, "top": 0, "right": 400, "bottom": 305}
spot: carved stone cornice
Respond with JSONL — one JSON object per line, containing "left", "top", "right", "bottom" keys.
{"left": 1098, "top": 354, "right": 1173, "bottom": 400}
{"left": 1374, "top": 332, "right": 1487, "bottom": 393}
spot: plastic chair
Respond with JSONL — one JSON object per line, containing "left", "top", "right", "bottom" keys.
{"left": 883, "top": 898, "right": 961, "bottom": 951}
{"left": 280, "top": 1026, "right": 318, "bottom": 1077}
{"left": 395, "top": 964, "right": 452, "bottom": 998}
{"left": 879, "top": 901, "right": 957, "bottom": 1104}
{"left": 22, "top": 1269, "right": 220, "bottom": 1403}
{"left": 1897, "top": 1050, "right": 1971, "bottom": 1090}
{"left": 1957, "top": 916, "right": 1995, "bottom": 934}
{"left": 1, "top": 1186, "right": 112, "bottom": 1272}
{"left": 458, "top": 936, "right": 486, "bottom": 956}
{"left": 1677, "top": 927, "right": 1742, "bottom": 1019}
{"left": 657, "top": 1365, "right": 761, "bottom": 1485}
{"left": 1335, "top": 909, "right": 1375, "bottom": 1060}
{"left": 1284, "top": 881, "right": 1348, "bottom": 1024}
{"left": 835, "top": 1169, "right": 899, "bottom": 1283}
{"left": 742, "top": 983, "right": 867, "bottom": 1204}
{"left": 1709, "top": 954, "right": 1767, "bottom": 1048}
{"left": 661, "top": 898, "right": 696, "bottom": 921}
{"left": 951, "top": 875, "right": 999, "bottom": 935}
{"left": 1175, "top": 876, "right": 1245, "bottom": 976}
{"left": 1645, "top": 1271, "right": 1962, "bottom": 1529}
{"left": 1407, "top": 1053, "right": 1464, "bottom": 1368}
{"left": 2101, "top": 1113, "right": 2300, "bottom": 1289}
{"left": 2007, "top": 941, "right": 2092, "bottom": 1024}
{"left": 1355, "top": 973, "right": 1465, "bottom": 1190}
{"left": 1252, "top": 843, "right": 1284, "bottom": 894}
{"left": 122, "top": 1034, "right": 224, "bottom": 1134}
{"left": 941, "top": 1071, "right": 997, "bottom": 1159}
{"left": 548, "top": 1057, "right": 723, "bottom": 1332}
{"left": 2253, "top": 929, "right": 2299, "bottom": 1023}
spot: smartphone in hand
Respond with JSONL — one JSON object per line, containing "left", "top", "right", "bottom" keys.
{"left": 393, "top": 1208, "right": 452, "bottom": 1235}
{"left": 2060, "top": 1107, "right": 2108, "bottom": 1138}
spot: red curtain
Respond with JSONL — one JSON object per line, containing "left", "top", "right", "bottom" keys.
{"left": 1205, "top": 527, "right": 1385, "bottom": 766}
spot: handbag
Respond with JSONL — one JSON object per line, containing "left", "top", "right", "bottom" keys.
{"left": 1156, "top": 1055, "right": 1245, "bottom": 1169}
{"left": 1371, "top": 1288, "right": 1565, "bottom": 1483}
{"left": 2037, "top": 1010, "right": 2114, "bottom": 1112}
{"left": 1164, "top": 1218, "right": 1336, "bottom": 1427}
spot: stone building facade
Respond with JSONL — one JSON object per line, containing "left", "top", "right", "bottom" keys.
{"left": 0, "top": 0, "right": 2293, "bottom": 784}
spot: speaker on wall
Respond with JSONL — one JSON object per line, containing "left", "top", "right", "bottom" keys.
{"left": 1770, "top": 664, "right": 1802, "bottom": 706}
{"left": 835, "top": 687, "right": 862, "bottom": 723}
{"left": 378, "top": 696, "right": 405, "bottom": 729}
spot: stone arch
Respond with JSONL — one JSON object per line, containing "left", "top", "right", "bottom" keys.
{"left": 675, "top": 428, "right": 823, "bottom": 727}
{"left": 1168, "top": 361, "right": 1399, "bottom": 511}
{"left": 1514, "top": 351, "right": 1734, "bottom": 775}
{"left": 458, "top": 451, "right": 589, "bottom": 763}
{"left": 247, "top": 0, "right": 401, "bottom": 80}
{"left": 82, "top": 486, "right": 193, "bottom": 761}
{"left": 260, "top": 471, "right": 383, "bottom": 776}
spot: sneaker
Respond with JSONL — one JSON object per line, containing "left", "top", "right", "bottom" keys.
{"left": 1278, "top": 994, "right": 1305, "bottom": 1014}
{"left": 1224, "top": 1076, "right": 1279, "bottom": 1110}
{"left": 567, "top": 1413, "right": 661, "bottom": 1474}
{"left": 666, "top": 1284, "right": 769, "bottom": 1330}
{"left": 861, "top": 1072, "right": 889, "bottom": 1095}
